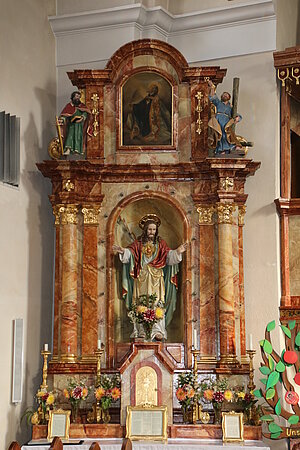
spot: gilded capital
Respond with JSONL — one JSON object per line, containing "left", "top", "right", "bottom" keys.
{"left": 82, "top": 206, "right": 101, "bottom": 225}
{"left": 60, "top": 205, "right": 79, "bottom": 225}
{"left": 219, "top": 177, "right": 234, "bottom": 192}
{"left": 217, "top": 203, "right": 235, "bottom": 224}
{"left": 52, "top": 204, "right": 63, "bottom": 225}
{"left": 238, "top": 205, "right": 247, "bottom": 226}
{"left": 196, "top": 205, "right": 215, "bottom": 225}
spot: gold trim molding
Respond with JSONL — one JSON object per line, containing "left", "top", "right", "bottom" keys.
{"left": 195, "top": 91, "right": 203, "bottom": 135}
{"left": 217, "top": 203, "right": 235, "bottom": 224}
{"left": 91, "top": 93, "right": 99, "bottom": 137}
{"left": 196, "top": 205, "right": 215, "bottom": 225}
{"left": 82, "top": 206, "right": 101, "bottom": 225}
{"left": 238, "top": 205, "right": 246, "bottom": 226}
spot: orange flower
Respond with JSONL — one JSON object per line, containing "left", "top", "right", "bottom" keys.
{"left": 95, "top": 387, "right": 105, "bottom": 400}
{"left": 224, "top": 390, "right": 233, "bottom": 401}
{"left": 63, "top": 388, "right": 70, "bottom": 399}
{"left": 176, "top": 387, "right": 187, "bottom": 402}
{"left": 111, "top": 387, "right": 121, "bottom": 400}
{"left": 187, "top": 387, "right": 195, "bottom": 398}
{"left": 155, "top": 307, "right": 164, "bottom": 319}
{"left": 203, "top": 389, "right": 214, "bottom": 401}
{"left": 137, "top": 305, "right": 147, "bottom": 314}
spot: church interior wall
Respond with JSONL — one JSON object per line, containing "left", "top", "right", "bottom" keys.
{"left": 0, "top": 1, "right": 56, "bottom": 448}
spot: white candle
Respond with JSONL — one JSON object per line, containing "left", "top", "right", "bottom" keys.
{"left": 98, "top": 339, "right": 101, "bottom": 349}
{"left": 44, "top": 343, "right": 48, "bottom": 351}
{"left": 67, "top": 344, "right": 70, "bottom": 353}
{"left": 193, "top": 329, "right": 198, "bottom": 349}
{"left": 249, "top": 334, "right": 253, "bottom": 350}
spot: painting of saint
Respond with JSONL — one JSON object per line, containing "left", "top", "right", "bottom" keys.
{"left": 122, "top": 72, "right": 173, "bottom": 147}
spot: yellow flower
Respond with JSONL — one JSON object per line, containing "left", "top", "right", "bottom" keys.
{"left": 46, "top": 393, "right": 55, "bottom": 405}
{"left": 31, "top": 412, "right": 39, "bottom": 425}
{"left": 36, "top": 389, "right": 45, "bottom": 398}
{"left": 63, "top": 388, "right": 70, "bottom": 399}
{"left": 155, "top": 307, "right": 164, "bottom": 319}
{"left": 224, "top": 390, "right": 233, "bottom": 401}
{"left": 82, "top": 387, "right": 88, "bottom": 399}
{"left": 137, "top": 305, "right": 147, "bottom": 314}
{"left": 237, "top": 391, "right": 245, "bottom": 399}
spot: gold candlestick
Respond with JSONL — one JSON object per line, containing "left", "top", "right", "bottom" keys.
{"left": 40, "top": 349, "right": 51, "bottom": 390}
{"left": 246, "top": 349, "right": 256, "bottom": 392}
{"left": 94, "top": 345, "right": 104, "bottom": 423}
{"left": 190, "top": 349, "right": 209, "bottom": 424}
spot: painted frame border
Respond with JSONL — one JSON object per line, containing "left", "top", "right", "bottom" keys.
{"left": 125, "top": 405, "right": 168, "bottom": 442}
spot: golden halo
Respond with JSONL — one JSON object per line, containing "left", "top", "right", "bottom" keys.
{"left": 139, "top": 214, "right": 161, "bottom": 230}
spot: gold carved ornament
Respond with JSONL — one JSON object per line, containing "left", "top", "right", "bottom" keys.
{"left": 292, "top": 66, "right": 300, "bottom": 85}
{"left": 91, "top": 93, "right": 99, "bottom": 137}
{"left": 63, "top": 179, "right": 74, "bottom": 192}
{"left": 59, "top": 205, "right": 79, "bottom": 225}
{"left": 217, "top": 203, "right": 235, "bottom": 224}
{"left": 135, "top": 366, "right": 158, "bottom": 407}
{"left": 195, "top": 91, "right": 203, "bottom": 135}
{"left": 196, "top": 205, "right": 215, "bottom": 225}
{"left": 277, "top": 68, "right": 289, "bottom": 87}
{"left": 82, "top": 206, "right": 101, "bottom": 225}
{"left": 220, "top": 177, "right": 234, "bottom": 192}
{"left": 238, "top": 205, "right": 246, "bottom": 226}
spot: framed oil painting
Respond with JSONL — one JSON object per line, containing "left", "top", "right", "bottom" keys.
{"left": 121, "top": 71, "right": 173, "bottom": 148}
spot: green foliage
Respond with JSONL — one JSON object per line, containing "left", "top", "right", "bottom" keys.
{"left": 275, "top": 360, "right": 285, "bottom": 373}
{"left": 270, "top": 432, "right": 282, "bottom": 439}
{"left": 280, "top": 325, "right": 291, "bottom": 338}
{"left": 288, "top": 415, "right": 299, "bottom": 425}
{"left": 260, "top": 415, "right": 274, "bottom": 422}
{"left": 269, "top": 355, "right": 275, "bottom": 371}
{"left": 295, "top": 332, "right": 300, "bottom": 347}
{"left": 268, "top": 423, "right": 283, "bottom": 433}
{"left": 289, "top": 320, "right": 296, "bottom": 330}
{"left": 266, "top": 388, "right": 275, "bottom": 399}
{"left": 260, "top": 339, "right": 273, "bottom": 354}
{"left": 253, "top": 389, "right": 262, "bottom": 398}
{"left": 267, "top": 320, "right": 276, "bottom": 332}
{"left": 275, "top": 399, "right": 281, "bottom": 416}
{"left": 259, "top": 366, "right": 270, "bottom": 375}
{"left": 266, "top": 371, "right": 280, "bottom": 390}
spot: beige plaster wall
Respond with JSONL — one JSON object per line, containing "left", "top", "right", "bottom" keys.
{"left": 0, "top": 0, "right": 56, "bottom": 447}
{"left": 274, "top": 0, "right": 300, "bottom": 50}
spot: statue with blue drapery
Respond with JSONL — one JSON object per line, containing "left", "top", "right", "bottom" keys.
{"left": 112, "top": 214, "right": 187, "bottom": 341}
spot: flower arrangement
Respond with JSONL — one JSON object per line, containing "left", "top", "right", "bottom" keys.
{"left": 128, "top": 294, "right": 164, "bottom": 340}
{"left": 95, "top": 374, "right": 121, "bottom": 411}
{"left": 175, "top": 371, "right": 200, "bottom": 421}
{"left": 201, "top": 377, "right": 257, "bottom": 423}
{"left": 63, "top": 379, "right": 90, "bottom": 422}
{"left": 36, "top": 388, "right": 56, "bottom": 414}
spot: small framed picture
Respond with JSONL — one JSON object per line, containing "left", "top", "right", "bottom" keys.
{"left": 222, "top": 411, "right": 244, "bottom": 443}
{"left": 126, "top": 405, "right": 168, "bottom": 442}
{"left": 47, "top": 409, "right": 71, "bottom": 441}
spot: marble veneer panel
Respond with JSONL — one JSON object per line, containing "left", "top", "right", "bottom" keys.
{"left": 289, "top": 216, "right": 300, "bottom": 296}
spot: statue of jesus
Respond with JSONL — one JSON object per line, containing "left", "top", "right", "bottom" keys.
{"left": 112, "top": 214, "right": 187, "bottom": 341}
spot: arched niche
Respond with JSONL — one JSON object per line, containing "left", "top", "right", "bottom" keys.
{"left": 108, "top": 191, "right": 189, "bottom": 348}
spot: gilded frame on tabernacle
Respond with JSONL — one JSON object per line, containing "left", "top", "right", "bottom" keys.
{"left": 121, "top": 71, "right": 173, "bottom": 148}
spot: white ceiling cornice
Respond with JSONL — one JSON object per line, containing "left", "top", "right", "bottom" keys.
{"left": 49, "top": 1, "right": 275, "bottom": 36}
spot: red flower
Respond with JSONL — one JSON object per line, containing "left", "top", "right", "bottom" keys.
{"left": 143, "top": 309, "right": 156, "bottom": 323}
{"left": 213, "top": 391, "right": 225, "bottom": 403}
{"left": 285, "top": 391, "right": 299, "bottom": 405}
{"left": 72, "top": 386, "right": 83, "bottom": 400}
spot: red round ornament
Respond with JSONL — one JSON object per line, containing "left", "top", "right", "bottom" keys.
{"left": 283, "top": 350, "right": 298, "bottom": 364}
{"left": 294, "top": 373, "right": 300, "bottom": 386}
{"left": 285, "top": 391, "right": 299, "bottom": 405}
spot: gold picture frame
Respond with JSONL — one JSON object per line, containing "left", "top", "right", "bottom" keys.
{"left": 126, "top": 405, "right": 168, "bottom": 442}
{"left": 47, "top": 409, "right": 71, "bottom": 441}
{"left": 222, "top": 411, "right": 244, "bottom": 443}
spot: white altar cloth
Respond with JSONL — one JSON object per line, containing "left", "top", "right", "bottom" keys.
{"left": 23, "top": 438, "right": 270, "bottom": 450}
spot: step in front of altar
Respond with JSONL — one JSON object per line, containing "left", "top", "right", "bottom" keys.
{"left": 32, "top": 424, "right": 261, "bottom": 440}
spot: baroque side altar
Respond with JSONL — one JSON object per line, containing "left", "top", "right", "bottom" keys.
{"left": 34, "top": 39, "right": 261, "bottom": 441}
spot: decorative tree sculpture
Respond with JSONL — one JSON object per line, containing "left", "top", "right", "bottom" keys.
{"left": 255, "top": 319, "right": 300, "bottom": 439}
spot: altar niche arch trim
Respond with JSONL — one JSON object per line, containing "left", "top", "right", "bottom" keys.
{"left": 130, "top": 361, "right": 162, "bottom": 406}
{"left": 106, "top": 190, "right": 192, "bottom": 368}
{"left": 117, "top": 67, "right": 178, "bottom": 151}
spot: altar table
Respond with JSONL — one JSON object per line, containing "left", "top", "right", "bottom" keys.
{"left": 22, "top": 438, "right": 270, "bottom": 450}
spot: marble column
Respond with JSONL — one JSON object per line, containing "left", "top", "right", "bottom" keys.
{"left": 217, "top": 203, "right": 238, "bottom": 365}
{"left": 196, "top": 205, "right": 217, "bottom": 365}
{"left": 60, "top": 205, "right": 79, "bottom": 363}
{"left": 238, "top": 206, "right": 247, "bottom": 364}
{"left": 52, "top": 205, "right": 62, "bottom": 360}
{"left": 81, "top": 205, "right": 101, "bottom": 361}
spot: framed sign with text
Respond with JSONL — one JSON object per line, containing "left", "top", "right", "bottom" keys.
{"left": 47, "top": 409, "right": 71, "bottom": 441}
{"left": 125, "top": 405, "right": 168, "bottom": 442}
{"left": 222, "top": 411, "right": 244, "bottom": 443}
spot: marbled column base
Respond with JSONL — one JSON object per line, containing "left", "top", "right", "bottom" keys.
{"left": 218, "top": 354, "right": 238, "bottom": 366}
{"left": 60, "top": 353, "right": 77, "bottom": 363}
